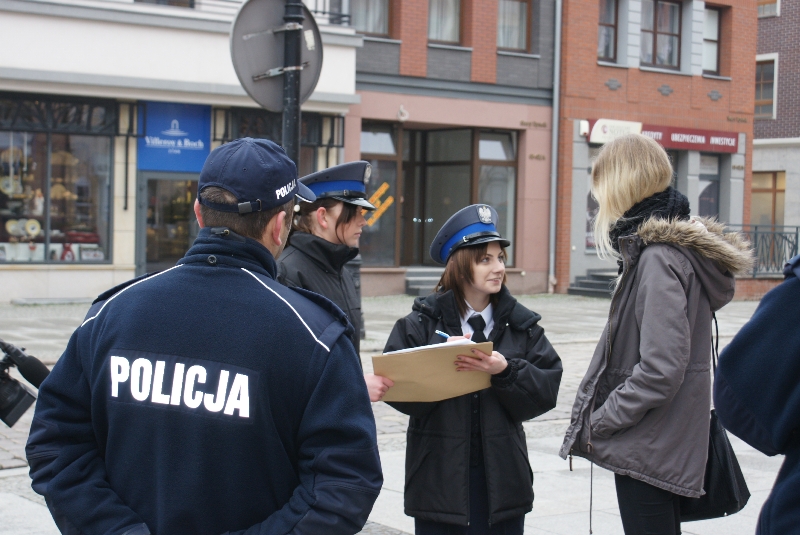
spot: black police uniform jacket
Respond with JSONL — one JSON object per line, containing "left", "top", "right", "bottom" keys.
{"left": 384, "top": 286, "right": 562, "bottom": 526}
{"left": 277, "top": 231, "right": 363, "bottom": 354}
{"left": 714, "top": 254, "right": 800, "bottom": 535}
{"left": 25, "top": 228, "right": 382, "bottom": 535}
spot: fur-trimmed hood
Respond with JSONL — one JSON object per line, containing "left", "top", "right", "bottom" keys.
{"left": 635, "top": 217, "right": 754, "bottom": 310}
{"left": 637, "top": 217, "right": 754, "bottom": 276}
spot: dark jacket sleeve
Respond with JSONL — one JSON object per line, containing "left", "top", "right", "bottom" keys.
{"left": 232, "top": 334, "right": 382, "bottom": 535}
{"left": 26, "top": 331, "right": 151, "bottom": 535}
{"left": 490, "top": 322, "right": 563, "bottom": 422}
{"left": 714, "top": 276, "right": 800, "bottom": 457}
{"left": 383, "top": 314, "right": 439, "bottom": 419}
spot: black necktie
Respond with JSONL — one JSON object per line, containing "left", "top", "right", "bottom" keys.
{"left": 467, "top": 314, "right": 487, "bottom": 343}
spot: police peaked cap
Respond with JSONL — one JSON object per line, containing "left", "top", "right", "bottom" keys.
{"left": 429, "top": 204, "right": 511, "bottom": 265}
{"left": 300, "top": 161, "right": 377, "bottom": 210}
{"left": 198, "top": 138, "right": 316, "bottom": 215}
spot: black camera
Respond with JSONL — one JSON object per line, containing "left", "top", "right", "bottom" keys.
{"left": 0, "top": 339, "right": 50, "bottom": 427}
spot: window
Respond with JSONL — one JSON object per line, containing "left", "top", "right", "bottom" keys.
{"left": 351, "top": 0, "right": 389, "bottom": 36}
{"left": 640, "top": 0, "right": 681, "bottom": 69}
{"left": 751, "top": 172, "right": 785, "bottom": 227}
{"left": 225, "top": 108, "right": 343, "bottom": 176}
{"left": 598, "top": 0, "right": 617, "bottom": 61}
{"left": 757, "top": 0, "right": 778, "bottom": 17}
{"left": 428, "top": 0, "right": 461, "bottom": 43}
{"left": 0, "top": 94, "right": 114, "bottom": 264}
{"left": 498, "top": 0, "right": 530, "bottom": 51}
{"left": 698, "top": 154, "right": 720, "bottom": 219}
{"left": 755, "top": 60, "right": 775, "bottom": 119}
{"left": 359, "top": 123, "right": 398, "bottom": 266}
{"left": 478, "top": 132, "right": 517, "bottom": 264}
{"left": 703, "top": 7, "right": 720, "bottom": 74}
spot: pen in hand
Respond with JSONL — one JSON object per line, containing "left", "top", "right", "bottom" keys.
{"left": 435, "top": 330, "right": 449, "bottom": 339}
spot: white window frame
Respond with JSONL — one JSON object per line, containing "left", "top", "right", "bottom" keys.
{"left": 757, "top": 0, "right": 780, "bottom": 18}
{"left": 756, "top": 52, "right": 779, "bottom": 120}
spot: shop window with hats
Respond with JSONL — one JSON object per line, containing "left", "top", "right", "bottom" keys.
{"left": 218, "top": 107, "right": 344, "bottom": 177}
{"left": 0, "top": 93, "right": 114, "bottom": 264}
{"left": 359, "top": 123, "right": 519, "bottom": 267}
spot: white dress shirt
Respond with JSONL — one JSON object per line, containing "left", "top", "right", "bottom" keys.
{"left": 460, "top": 302, "right": 494, "bottom": 340}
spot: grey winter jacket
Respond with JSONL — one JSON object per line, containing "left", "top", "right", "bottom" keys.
{"left": 560, "top": 218, "right": 753, "bottom": 497}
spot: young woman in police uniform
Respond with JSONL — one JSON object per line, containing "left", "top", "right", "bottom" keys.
{"left": 384, "top": 204, "right": 563, "bottom": 535}
{"left": 277, "top": 161, "right": 394, "bottom": 402}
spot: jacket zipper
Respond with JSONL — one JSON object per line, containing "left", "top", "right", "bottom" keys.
{"left": 482, "top": 326, "right": 505, "bottom": 529}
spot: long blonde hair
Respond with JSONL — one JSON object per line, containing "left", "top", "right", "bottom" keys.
{"left": 591, "top": 134, "right": 673, "bottom": 259}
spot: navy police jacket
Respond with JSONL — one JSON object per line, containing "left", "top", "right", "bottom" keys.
{"left": 25, "top": 228, "right": 382, "bottom": 535}
{"left": 714, "top": 254, "right": 800, "bottom": 535}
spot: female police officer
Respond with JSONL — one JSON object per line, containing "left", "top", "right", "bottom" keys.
{"left": 384, "top": 204, "right": 563, "bottom": 534}
{"left": 278, "top": 161, "right": 393, "bottom": 402}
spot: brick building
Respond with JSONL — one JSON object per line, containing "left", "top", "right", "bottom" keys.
{"left": 752, "top": 0, "right": 800, "bottom": 230}
{"left": 555, "top": 0, "right": 757, "bottom": 294}
{"left": 347, "top": 0, "right": 557, "bottom": 295}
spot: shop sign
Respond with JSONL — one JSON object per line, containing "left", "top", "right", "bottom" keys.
{"left": 137, "top": 102, "right": 211, "bottom": 172}
{"left": 587, "top": 119, "right": 739, "bottom": 153}
{"left": 641, "top": 125, "right": 738, "bottom": 153}
{"left": 588, "top": 119, "right": 642, "bottom": 144}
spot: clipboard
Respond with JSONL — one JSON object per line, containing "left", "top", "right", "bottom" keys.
{"left": 372, "top": 340, "right": 494, "bottom": 402}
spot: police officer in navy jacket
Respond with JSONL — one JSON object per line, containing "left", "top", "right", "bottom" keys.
{"left": 26, "top": 138, "right": 383, "bottom": 535}
{"left": 714, "top": 254, "right": 800, "bottom": 535}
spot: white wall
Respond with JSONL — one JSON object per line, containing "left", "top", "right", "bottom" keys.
{"left": 0, "top": 5, "right": 360, "bottom": 111}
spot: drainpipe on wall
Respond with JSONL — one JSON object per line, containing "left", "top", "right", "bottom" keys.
{"left": 547, "top": 0, "right": 563, "bottom": 293}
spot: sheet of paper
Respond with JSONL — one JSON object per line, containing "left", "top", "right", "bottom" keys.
{"left": 381, "top": 338, "right": 475, "bottom": 355}
{"left": 372, "top": 341, "right": 494, "bottom": 402}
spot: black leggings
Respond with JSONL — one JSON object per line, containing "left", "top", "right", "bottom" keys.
{"left": 615, "top": 474, "right": 681, "bottom": 535}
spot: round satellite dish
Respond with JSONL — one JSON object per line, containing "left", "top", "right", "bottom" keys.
{"left": 231, "top": 0, "right": 323, "bottom": 113}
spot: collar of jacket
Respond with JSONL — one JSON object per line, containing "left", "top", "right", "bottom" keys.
{"left": 631, "top": 217, "right": 753, "bottom": 275}
{"left": 178, "top": 227, "right": 278, "bottom": 279}
{"left": 412, "top": 285, "right": 540, "bottom": 337}
{"left": 286, "top": 231, "right": 359, "bottom": 273}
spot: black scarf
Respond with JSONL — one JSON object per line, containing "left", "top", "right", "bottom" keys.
{"left": 609, "top": 186, "right": 690, "bottom": 273}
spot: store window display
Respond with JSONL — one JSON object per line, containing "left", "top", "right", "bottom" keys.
{"left": 0, "top": 96, "right": 113, "bottom": 263}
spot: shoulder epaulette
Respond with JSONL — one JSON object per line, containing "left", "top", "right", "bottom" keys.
{"left": 783, "top": 254, "right": 800, "bottom": 280}
{"left": 92, "top": 272, "right": 161, "bottom": 304}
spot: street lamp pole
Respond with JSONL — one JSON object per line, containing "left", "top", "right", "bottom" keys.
{"left": 281, "top": 0, "right": 304, "bottom": 165}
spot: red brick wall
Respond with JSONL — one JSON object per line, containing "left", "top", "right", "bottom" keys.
{"left": 756, "top": 0, "right": 800, "bottom": 139}
{"left": 554, "top": 0, "right": 757, "bottom": 293}
{"left": 394, "top": 0, "right": 502, "bottom": 83}
{"left": 733, "top": 277, "right": 783, "bottom": 300}
{"left": 397, "top": 0, "right": 428, "bottom": 77}
{"left": 464, "top": 0, "right": 498, "bottom": 83}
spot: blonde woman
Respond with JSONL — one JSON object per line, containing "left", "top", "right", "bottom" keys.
{"left": 560, "top": 134, "right": 752, "bottom": 535}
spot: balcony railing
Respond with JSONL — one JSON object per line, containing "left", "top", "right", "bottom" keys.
{"left": 727, "top": 225, "right": 800, "bottom": 277}
{"left": 132, "top": 0, "right": 351, "bottom": 24}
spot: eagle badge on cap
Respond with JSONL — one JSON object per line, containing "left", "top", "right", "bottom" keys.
{"left": 477, "top": 205, "right": 493, "bottom": 224}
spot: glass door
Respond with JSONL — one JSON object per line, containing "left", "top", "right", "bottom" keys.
{"left": 399, "top": 129, "right": 473, "bottom": 265}
{"left": 136, "top": 173, "right": 199, "bottom": 275}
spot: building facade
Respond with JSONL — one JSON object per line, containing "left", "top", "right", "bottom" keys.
{"left": 752, "top": 0, "right": 799, "bottom": 230}
{"left": 555, "top": 0, "right": 757, "bottom": 293}
{"left": 0, "top": 0, "right": 360, "bottom": 299}
{"left": 348, "top": 0, "right": 557, "bottom": 295}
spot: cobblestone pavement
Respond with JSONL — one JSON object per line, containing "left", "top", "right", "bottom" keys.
{"left": 0, "top": 294, "right": 774, "bottom": 535}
